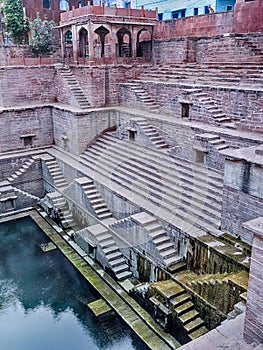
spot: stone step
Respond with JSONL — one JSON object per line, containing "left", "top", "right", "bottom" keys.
{"left": 109, "top": 257, "right": 126, "bottom": 268}
{"left": 81, "top": 153, "right": 221, "bottom": 233}
{"left": 101, "top": 135, "right": 223, "bottom": 186}
{"left": 97, "top": 212, "right": 112, "bottom": 220}
{"left": 115, "top": 270, "right": 133, "bottom": 281}
{"left": 175, "top": 301, "right": 194, "bottom": 316}
{"left": 84, "top": 148, "right": 222, "bottom": 223}
{"left": 87, "top": 143, "right": 223, "bottom": 207}
{"left": 188, "top": 326, "right": 208, "bottom": 339}
{"left": 179, "top": 309, "right": 200, "bottom": 325}
{"left": 170, "top": 293, "right": 191, "bottom": 308}
{"left": 112, "top": 263, "right": 129, "bottom": 274}
{"left": 106, "top": 251, "right": 123, "bottom": 261}
{"left": 184, "top": 317, "right": 205, "bottom": 333}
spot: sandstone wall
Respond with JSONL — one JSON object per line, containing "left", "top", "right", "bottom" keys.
{"left": 0, "top": 66, "right": 56, "bottom": 107}
{"left": 0, "top": 106, "right": 53, "bottom": 152}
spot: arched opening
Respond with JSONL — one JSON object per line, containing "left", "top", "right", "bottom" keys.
{"left": 64, "top": 30, "right": 73, "bottom": 58}
{"left": 137, "top": 29, "right": 152, "bottom": 58}
{"left": 60, "top": 0, "right": 69, "bottom": 10}
{"left": 94, "top": 26, "right": 110, "bottom": 58}
{"left": 43, "top": 0, "right": 50, "bottom": 9}
{"left": 78, "top": 0, "right": 85, "bottom": 7}
{"left": 65, "top": 30, "right": 72, "bottom": 44}
{"left": 116, "top": 27, "right": 131, "bottom": 58}
{"left": 78, "top": 28, "right": 88, "bottom": 58}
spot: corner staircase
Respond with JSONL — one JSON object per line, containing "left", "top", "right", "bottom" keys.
{"left": 150, "top": 279, "right": 208, "bottom": 342}
{"left": 183, "top": 88, "right": 233, "bottom": 127}
{"left": 126, "top": 81, "right": 159, "bottom": 112}
{"left": 80, "top": 178, "right": 112, "bottom": 221}
{"left": 57, "top": 65, "right": 91, "bottom": 109}
{"left": 75, "top": 224, "right": 132, "bottom": 281}
{"left": 46, "top": 191, "right": 77, "bottom": 232}
{"left": 135, "top": 119, "right": 169, "bottom": 149}
{"left": 7, "top": 158, "right": 35, "bottom": 183}
{"left": 131, "top": 212, "right": 181, "bottom": 268}
{"left": 44, "top": 159, "right": 68, "bottom": 189}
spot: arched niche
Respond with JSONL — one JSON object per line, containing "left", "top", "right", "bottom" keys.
{"left": 137, "top": 28, "right": 152, "bottom": 58}
{"left": 116, "top": 27, "right": 131, "bottom": 58}
{"left": 78, "top": 27, "right": 88, "bottom": 57}
{"left": 94, "top": 26, "right": 110, "bottom": 58}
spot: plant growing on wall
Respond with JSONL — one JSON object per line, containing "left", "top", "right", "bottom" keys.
{"left": 3, "top": 0, "right": 29, "bottom": 44}
{"left": 29, "top": 16, "right": 56, "bottom": 57}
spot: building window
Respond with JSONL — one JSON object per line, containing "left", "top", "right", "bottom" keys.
{"left": 43, "top": 0, "right": 50, "bottom": 9}
{"left": 60, "top": 0, "right": 69, "bottom": 10}
{"left": 194, "top": 7, "right": 198, "bottom": 16}
{"left": 20, "top": 134, "right": 35, "bottom": 148}
{"left": 226, "top": 5, "right": 232, "bottom": 10}
{"left": 204, "top": 5, "right": 210, "bottom": 14}
{"left": 171, "top": 9, "right": 186, "bottom": 19}
{"left": 158, "top": 13, "right": 163, "bottom": 21}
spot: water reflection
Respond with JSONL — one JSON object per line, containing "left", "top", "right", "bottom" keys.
{"left": 0, "top": 217, "right": 147, "bottom": 350}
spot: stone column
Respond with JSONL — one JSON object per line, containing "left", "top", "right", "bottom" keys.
{"left": 243, "top": 217, "right": 263, "bottom": 344}
{"left": 72, "top": 25, "right": 78, "bottom": 63}
{"left": 132, "top": 27, "right": 137, "bottom": 59}
{"left": 110, "top": 26, "right": 117, "bottom": 61}
{"left": 88, "top": 21, "right": 94, "bottom": 60}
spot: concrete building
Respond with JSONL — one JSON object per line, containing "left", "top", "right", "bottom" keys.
{"left": 135, "top": 0, "right": 236, "bottom": 21}
{"left": 0, "top": 0, "right": 263, "bottom": 348}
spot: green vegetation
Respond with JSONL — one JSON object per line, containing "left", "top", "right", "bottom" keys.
{"left": 29, "top": 16, "right": 56, "bottom": 57}
{"left": 3, "top": 0, "right": 28, "bottom": 44}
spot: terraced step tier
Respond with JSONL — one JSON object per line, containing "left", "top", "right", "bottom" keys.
{"left": 80, "top": 133, "right": 224, "bottom": 237}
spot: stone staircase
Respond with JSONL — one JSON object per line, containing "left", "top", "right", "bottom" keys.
{"left": 131, "top": 212, "right": 180, "bottom": 268}
{"left": 7, "top": 158, "right": 35, "bottom": 183}
{"left": 75, "top": 224, "right": 132, "bottom": 281}
{"left": 136, "top": 63, "right": 263, "bottom": 88}
{"left": 44, "top": 158, "right": 68, "bottom": 189}
{"left": 79, "top": 133, "right": 224, "bottom": 238}
{"left": 135, "top": 119, "right": 169, "bottom": 149}
{"left": 194, "top": 133, "right": 230, "bottom": 152}
{"left": 13, "top": 186, "right": 40, "bottom": 202}
{"left": 149, "top": 279, "right": 208, "bottom": 343}
{"left": 126, "top": 81, "right": 159, "bottom": 112}
{"left": 183, "top": 88, "right": 233, "bottom": 126}
{"left": 57, "top": 65, "right": 91, "bottom": 109}
{"left": 46, "top": 191, "right": 77, "bottom": 232}
{"left": 79, "top": 178, "right": 113, "bottom": 221}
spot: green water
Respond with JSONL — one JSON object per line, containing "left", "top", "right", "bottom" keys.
{"left": 0, "top": 217, "right": 147, "bottom": 350}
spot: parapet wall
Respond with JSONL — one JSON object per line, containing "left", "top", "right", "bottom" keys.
{"left": 154, "top": 0, "right": 263, "bottom": 40}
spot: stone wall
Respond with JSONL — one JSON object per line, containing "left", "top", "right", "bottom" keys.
{"left": 243, "top": 217, "right": 263, "bottom": 344}
{"left": 52, "top": 107, "right": 118, "bottom": 155}
{"left": 0, "top": 66, "right": 56, "bottom": 107}
{"left": 221, "top": 149, "right": 263, "bottom": 244}
{"left": 153, "top": 33, "right": 263, "bottom": 65}
{"left": 0, "top": 106, "right": 53, "bottom": 152}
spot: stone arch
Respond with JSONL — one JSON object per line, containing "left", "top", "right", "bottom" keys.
{"left": 116, "top": 27, "right": 131, "bottom": 57}
{"left": 137, "top": 28, "right": 152, "bottom": 58}
{"left": 78, "top": 27, "right": 88, "bottom": 58}
{"left": 65, "top": 30, "right": 72, "bottom": 44}
{"left": 94, "top": 26, "right": 110, "bottom": 58}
